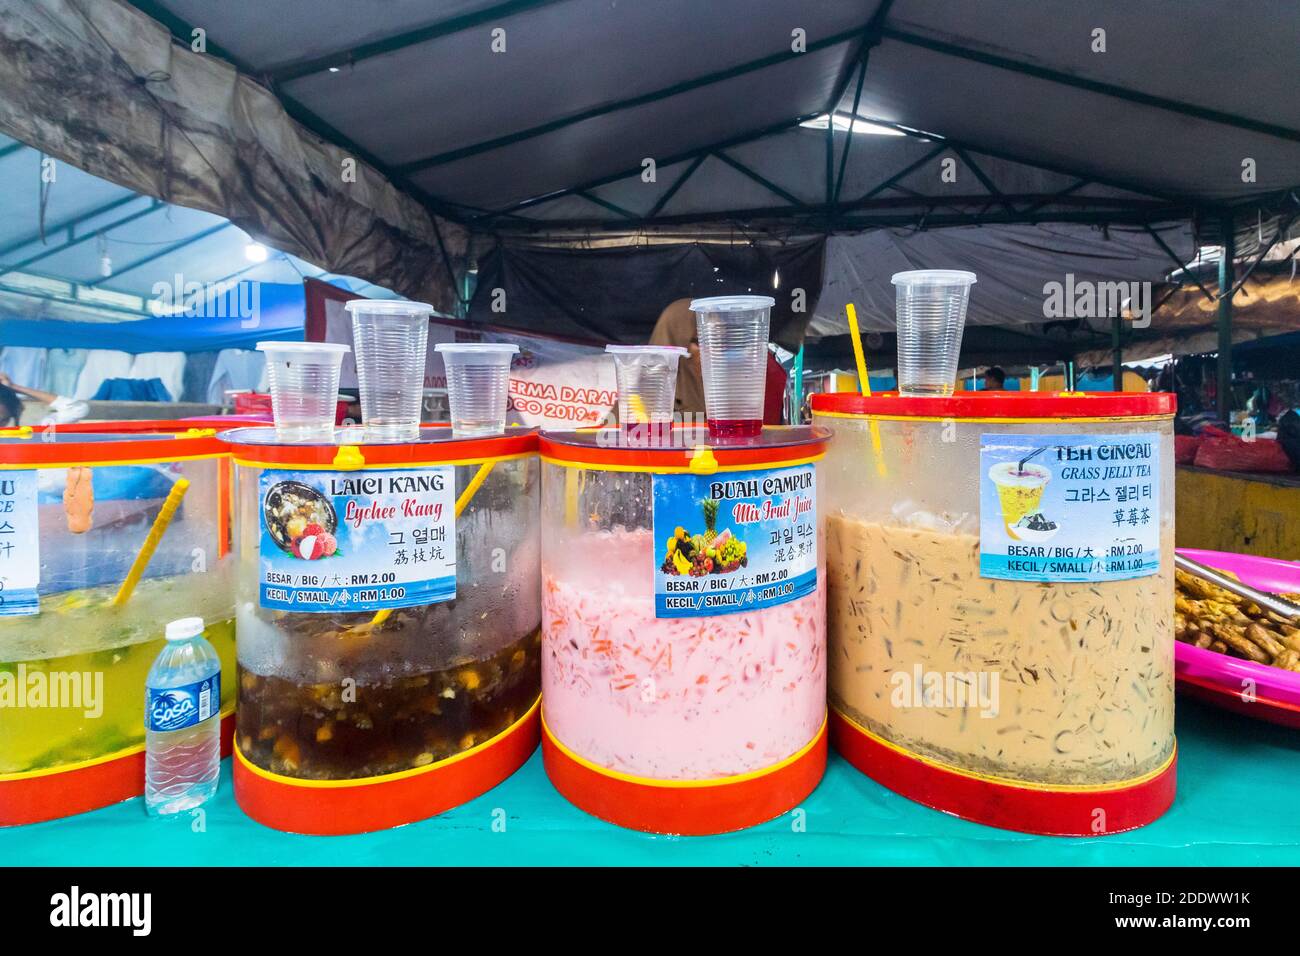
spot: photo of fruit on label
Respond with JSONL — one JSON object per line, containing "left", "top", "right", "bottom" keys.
{"left": 0, "top": 470, "right": 40, "bottom": 617}
{"left": 652, "top": 463, "right": 817, "bottom": 618}
{"left": 258, "top": 467, "right": 456, "bottom": 612}
{"left": 979, "top": 432, "right": 1161, "bottom": 582}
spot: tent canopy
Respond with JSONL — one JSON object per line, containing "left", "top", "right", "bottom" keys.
{"left": 0, "top": 281, "right": 307, "bottom": 353}
{"left": 123, "top": 0, "right": 1299, "bottom": 233}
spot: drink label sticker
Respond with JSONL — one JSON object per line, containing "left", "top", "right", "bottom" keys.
{"left": 258, "top": 467, "right": 456, "bottom": 612}
{"left": 651, "top": 464, "right": 817, "bottom": 618}
{"left": 979, "top": 432, "right": 1161, "bottom": 582}
{"left": 146, "top": 672, "right": 220, "bottom": 732}
{"left": 0, "top": 471, "right": 40, "bottom": 617}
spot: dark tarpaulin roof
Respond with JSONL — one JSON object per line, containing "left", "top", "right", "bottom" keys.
{"left": 126, "top": 0, "right": 1298, "bottom": 234}
{"left": 467, "top": 239, "right": 826, "bottom": 348}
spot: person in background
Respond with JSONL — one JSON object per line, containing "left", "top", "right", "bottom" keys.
{"left": 984, "top": 366, "right": 1006, "bottom": 390}
{"left": 649, "top": 297, "right": 788, "bottom": 424}
{"left": 0, "top": 373, "right": 89, "bottom": 426}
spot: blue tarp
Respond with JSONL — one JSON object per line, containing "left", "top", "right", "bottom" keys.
{"left": 0, "top": 281, "right": 306, "bottom": 354}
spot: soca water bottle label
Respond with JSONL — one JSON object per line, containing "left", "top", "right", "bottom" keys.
{"left": 146, "top": 673, "right": 220, "bottom": 732}
{"left": 979, "top": 432, "right": 1162, "bottom": 582}
{"left": 257, "top": 467, "right": 457, "bottom": 613}
{"left": 651, "top": 464, "right": 818, "bottom": 618}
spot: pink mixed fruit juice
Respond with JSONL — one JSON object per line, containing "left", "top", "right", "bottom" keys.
{"left": 542, "top": 527, "right": 826, "bottom": 780}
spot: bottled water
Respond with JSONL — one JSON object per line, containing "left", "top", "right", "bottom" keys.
{"left": 145, "top": 617, "right": 221, "bottom": 815}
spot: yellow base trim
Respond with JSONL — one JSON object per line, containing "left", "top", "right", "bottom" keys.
{"left": 234, "top": 695, "right": 540, "bottom": 789}
{"left": 540, "top": 452, "right": 826, "bottom": 475}
{"left": 832, "top": 705, "right": 1176, "bottom": 793}
{"left": 0, "top": 704, "right": 235, "bottom": 782}
{"left": 815, "top": 410, "right": 1174, "bottom": 425}
{"left": 542, "top": 709, "right": 826, "bottom": 788}
{"left": 232, "top": 450, "right": 530, "bottom": 471}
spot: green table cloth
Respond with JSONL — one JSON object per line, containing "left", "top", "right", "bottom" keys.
{"left": 5, "top": 697, "right": 1298, "bottom": 865}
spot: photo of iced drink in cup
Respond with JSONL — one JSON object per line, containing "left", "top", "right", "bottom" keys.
{"left": 987, "top": 460, "right": 1051, "bottom": 540}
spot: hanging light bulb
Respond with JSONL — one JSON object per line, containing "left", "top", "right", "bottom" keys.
{"left": 244, "top": 242, "right": 268, "bottom": 263}
{"left": 97, "top": 234, "right": 112, "bottom": 277}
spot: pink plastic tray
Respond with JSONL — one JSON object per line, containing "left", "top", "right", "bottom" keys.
{"left": 1175, "top": 547, "right": 1300, "bottom": 727}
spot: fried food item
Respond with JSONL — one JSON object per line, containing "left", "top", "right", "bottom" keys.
{"left": 1175, "top": 567, "right": 1300, "bottom": 671}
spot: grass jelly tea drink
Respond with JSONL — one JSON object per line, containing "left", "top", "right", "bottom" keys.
{"left": 0, "top": 424, "right": 235, "bottom": 825}
{"left": 345, "top": 299, "right": 432, "bottom": 442}
{"left": 689, "top": 295, "right": 773, "bottom": 439}
{"left": 539, "top": 423, "right": 829, "bottom": 834}
{"left": 813, "top": 391, "right": 1178, "bottom": 835}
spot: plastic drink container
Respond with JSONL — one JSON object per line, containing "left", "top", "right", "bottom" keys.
{"left": 345, "top": 299, "right": 433, "bottom": 442}
{"left": 891, "top": 270, "right": 977, "bottom": 396}
{"left": 435, "top": 342, "right": 518, "bottom": 437}
{"left": 605, "top": 345, "right": 688, "bottom": 433}
{"left": 689, "top": 295, "right": 773, "bottom": 438}
{"left": 256, "top": 341, "right": 349, "bottom": 440}
{"left": 145, "top": 617, "right": 222, "bottom": 815}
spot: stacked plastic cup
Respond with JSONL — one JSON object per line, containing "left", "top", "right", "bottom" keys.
{"left": 435, "top": 342, "right": 518, "bottom": 437}
{"left": 344, "top": 299, "right": 433, "bottom": 442}
{"left": 256, "top": 341, "right": 349, "bottom": 441}
{"left": 891, "top": 270, "right": 977, "bottom": 397}
{"left": 606, "top": 345, "right": 689, "bottom": 429}
{"left": 689, "top": 295, "right": 774, "bottom": 439}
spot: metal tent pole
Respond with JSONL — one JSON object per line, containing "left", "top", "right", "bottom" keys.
{"left": 1216, "top": 217, "right": 1236, "bottom": 421}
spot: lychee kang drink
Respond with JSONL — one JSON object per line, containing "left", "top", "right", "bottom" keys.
{"left": 222, "top": 426, "right": 541, "bottom": 797}
{"left": 537, "top": 425, "right": 830, "bottom": 835}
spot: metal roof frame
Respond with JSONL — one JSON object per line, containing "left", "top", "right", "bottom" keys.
{"left": 0, "top": 199, "right": 165, "bottom": 281}
{"left": 393, "top": 21, "right": 872, "bottom": 175}
{"left": 263, "top": 0, "right": 571, "bottom": 83}
{"left": 117, "top": 0, "right": 1296, "bottom": 238}
{"left": 880, "top": 27, "right": 1300, "bottom": 145}
{"left": 85, "top": 221, "right": 234, "bottom": 287}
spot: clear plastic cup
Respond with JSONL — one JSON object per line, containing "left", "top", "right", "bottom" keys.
{"left": 435, "top": 343, "right": 518, "bottom": 437}
{"left": 256, "top": 341, "right": 349, "bottom": 441}
{"left": 891, "top": 270, "right": 977, "bottom": 397}
{"left": 689, "top": 295, "right": 774, "bottom": 439}
{"left": 344, "top": 299, "right": 433, "bottom": 442}
{"left": 606, "top": 345, "right": 689, "bottom": 428}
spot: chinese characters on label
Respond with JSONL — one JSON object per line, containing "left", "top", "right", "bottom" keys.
{"left": 652, "top": 463, "right": 817, "bottom": 618}
{"left": 259, "top": 467, "right": 456, "bottom": 612}
{"left": 0, "top": 471, "right": 40, "bottom": 617}
{"left": 979, "top": 432, "right": 1161, "bottom": 583}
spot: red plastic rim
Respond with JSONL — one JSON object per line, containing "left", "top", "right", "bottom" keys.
{"left": 812, "top": 390, "right": 1176, "bottom": 420}
{"left": 233, "top": 701, "right": 539, "bottom": 835}
{"left": 829, "top": 709, "right": 1175, "bottom": 836}
{"left": 0, "top": 427, "right": 227, "bottom": 465}
{"left": 0, "top": 714, "right": 234, "bottom": 827}
{"left": 540, "top": 425, "right": 829, "bottom": 469}
{"left": 223, "top": 425, "right": 538, "bottom": 466}
{"left": 542, "top": 715, "right": 827, "bottom": 835}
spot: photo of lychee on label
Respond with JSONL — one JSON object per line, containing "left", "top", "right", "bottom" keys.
{"left": 263, "top": 480, "right": 340, "bottom": 560}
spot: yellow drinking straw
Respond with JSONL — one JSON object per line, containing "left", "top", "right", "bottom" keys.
{"left": 111, "top": 477, "right": 191, "bottom": 606}
{"left": 367, "top": 459, "right": 496, "bottom": 630}
{"left": 845, "top": 303, "right": 888, "bottom": 477}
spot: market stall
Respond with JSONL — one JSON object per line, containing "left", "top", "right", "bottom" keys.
{"left": 1, "top": 0, "right": 1298, "bottom": 880}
